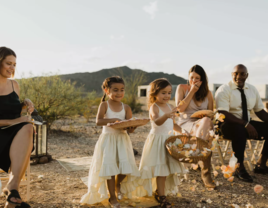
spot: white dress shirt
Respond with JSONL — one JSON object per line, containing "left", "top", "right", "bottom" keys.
{"left": 215, "top": 81, "right": 264, "bottom": 120}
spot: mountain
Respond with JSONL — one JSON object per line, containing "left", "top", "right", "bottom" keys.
{"left": 59, "top": 66, "right": 187, "bottom": 94}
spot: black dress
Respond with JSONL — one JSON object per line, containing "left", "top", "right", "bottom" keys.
{"left": 0, "top": 81, "right": 30, "bottom": 173}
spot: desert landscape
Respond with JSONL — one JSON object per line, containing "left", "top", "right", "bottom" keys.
{"left": 1, "top": 112, "right": 268, "bottom": 208}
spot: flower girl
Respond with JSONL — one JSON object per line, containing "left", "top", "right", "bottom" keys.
{"left": 80, "top": 76, "right": 140, "bottom": 208}
{"left": 123, "top": 78, "right": 187, "bottom": 208}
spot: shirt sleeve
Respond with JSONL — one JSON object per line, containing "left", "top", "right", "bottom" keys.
{"left": 215, "top": 85, "right": 230, "bottom": 112}
{"left": 253, "top": 87, "right": 264, "bottom": 112}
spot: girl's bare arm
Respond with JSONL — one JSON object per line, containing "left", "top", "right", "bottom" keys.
{"left": 151, "top": 104, "right": 177, "bottom": 126}
{"left": 96, "top": 102, "right": 122, "bottom": 126}
{"left": 125, "top": 104, "right": 136, "bottom": 133}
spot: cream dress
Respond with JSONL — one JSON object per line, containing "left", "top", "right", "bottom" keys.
{"left": 80, "top": 102, "right": 140, "bottom": 205}
{"left": 121, "top": 103, "right": 187, "bottom": 198}
{"left": 176, "top": 90, "right": 209, "bottom": 136}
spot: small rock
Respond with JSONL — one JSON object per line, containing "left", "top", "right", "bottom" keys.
{"left": 39, "top": 156, "right": 49, "bottom": 164}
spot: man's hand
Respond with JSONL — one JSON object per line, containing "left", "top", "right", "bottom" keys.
{"left": 246, "top": 123, "right": 258, "bottom": 139}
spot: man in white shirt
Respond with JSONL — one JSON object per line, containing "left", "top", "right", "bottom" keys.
{"left": 215, "top": 64, "right": 268, "bottom": 182}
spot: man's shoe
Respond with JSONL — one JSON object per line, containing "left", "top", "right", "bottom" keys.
{"left": 234, "top": 169, "right": 253, "bottom": 183}
{"left": 254, "top": 165, "right": 268, "bottom": 175}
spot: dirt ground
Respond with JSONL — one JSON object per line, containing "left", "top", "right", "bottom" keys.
{"left": 1, "top": 112, "right": 268, "bottom": 208}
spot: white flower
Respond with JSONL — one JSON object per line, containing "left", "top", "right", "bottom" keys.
{"left": 183, "top": 144, "right": 191, "bottom": 149}
{"left": 209, "top": 130, "right": 215, "bottom": 137}
{"left": 174, "top": 138, "right": 182, "bottom": 145}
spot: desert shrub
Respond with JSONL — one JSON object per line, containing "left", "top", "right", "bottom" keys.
{"left": 18, "top": 74, "right": 90, "bottom": 128}
{"left": 119, "top": 71, "right": 146, "bottom": 113}
{"left": 82, "top": 91, "right": 101, "bottom": 121}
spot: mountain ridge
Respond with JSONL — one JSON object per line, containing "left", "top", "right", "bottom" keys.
{"left": 59, "top": 66, "right": 187, "bottom": 94}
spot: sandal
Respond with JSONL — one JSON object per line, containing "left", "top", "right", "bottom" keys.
{"left": 3, "top": 189, "right": 22, "bottom": 206}
{"left": 154, "top": 189, "right": 160, "bottom": 202}
{"left": 158, "top": 195, "right": 171, "bottom": 208}
{"left": 18, "top": 202, "right": 31, "bottom": 208}
{"left": 108, "top": 198, "right": 121, "bottom": 208}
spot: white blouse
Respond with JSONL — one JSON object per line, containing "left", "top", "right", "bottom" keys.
{"left": 215, "top": 81, "right": 264, "bottom": 120}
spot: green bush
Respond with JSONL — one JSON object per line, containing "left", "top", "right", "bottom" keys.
{"left": 82, "top": 92, "right": 101, "bottom": 121}
{"left": 18, "top": 70, "right": 145, "bottom": 129}
{"left": 119, "top": 70, "right": 146, "bottom": 113}
{"left": 18, "top": 74, "right": 93, "bottom": 128}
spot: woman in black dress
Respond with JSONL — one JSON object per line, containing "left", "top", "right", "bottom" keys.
{"left": 0, "top": 47, "right": 34, "bottom": 208}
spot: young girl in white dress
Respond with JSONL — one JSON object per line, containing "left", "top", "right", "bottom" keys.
{"left": 123, "top": 78, "right": 187, "bottom": 208}
{"left": 80, "top": 76, "right": 140, "bottom": 208}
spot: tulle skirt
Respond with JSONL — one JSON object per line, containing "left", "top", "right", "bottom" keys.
{"left": 80, "top": 132, "right": 140, "bottom": 205}
{"left": 121, "top": 133, "right": 187, "bottom": 198}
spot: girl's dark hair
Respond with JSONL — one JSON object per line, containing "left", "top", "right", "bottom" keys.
{"left": 101, "top": 76, "right": 125, "bottom": 102}
{"left": 0, "top": 47, "right": 16, "bottom": 78}
{"left": 188, "top": 65, "right": 209, "bottom": 101}
{"left": 148, "top": 78, "right": 172, "bottom": 108}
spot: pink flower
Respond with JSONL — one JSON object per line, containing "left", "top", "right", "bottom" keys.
{"left": 254, "top": 185, "right": 264, "bottom": 194}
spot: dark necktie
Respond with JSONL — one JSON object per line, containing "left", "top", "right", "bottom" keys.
{"left": 237, "top": 88, "right": 248, "bottom": 122}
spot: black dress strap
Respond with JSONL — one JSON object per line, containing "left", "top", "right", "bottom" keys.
{"left": 11, "top": 80, "right": 14, "bottom": 92}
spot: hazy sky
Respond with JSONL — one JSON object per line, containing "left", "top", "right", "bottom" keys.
{"left": 1, "top": 0, "right": 268, "bottom": 84}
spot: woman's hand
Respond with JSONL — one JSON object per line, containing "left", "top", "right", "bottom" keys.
{"left": 14, "top": 115, "right": 32, "bottom": 124}
{"left": 23, "top": 99, "right": 34, "bottom": 114}
{"left": 190, "top": 81, "right": 202, "bottom": 93}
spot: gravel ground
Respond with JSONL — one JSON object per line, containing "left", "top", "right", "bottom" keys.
{"left": 1, "top": 113, "right": 268, "bottom": 208}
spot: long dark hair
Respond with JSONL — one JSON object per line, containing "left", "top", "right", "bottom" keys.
{"left": 0, "top": 47, "right": 16, "bottom": 78}
{"left": 148, "top": 78, "right": 172, "bottom": 109}
{"left": 188, "top": 65, "right": 209, "bottom": 101}
{"left": 101, "top": 76, "right": 125, "bottom": 102}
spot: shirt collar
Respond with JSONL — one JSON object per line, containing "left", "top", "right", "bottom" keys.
{"left": 229, "top": 80, "right": 249, "bottom": 90}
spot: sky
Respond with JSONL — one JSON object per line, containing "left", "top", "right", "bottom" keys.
{"left": 1, "top": 0, "right": 268, "bottom": 84}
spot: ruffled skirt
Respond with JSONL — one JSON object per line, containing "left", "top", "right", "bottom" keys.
{"left": 80, "top": 132, "right": 140, "bottom": 205}
{"left": 121, "top": 133, "right": 187, "bottom": 198}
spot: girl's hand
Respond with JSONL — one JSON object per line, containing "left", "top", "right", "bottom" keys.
{"left": 164, "top": 107, "right": 178, "bottom": 120}
{"left": 190, "top": 81, "right": 202, "bottom": 93}
{"left": 24, "top": 98, "right": 34, "bottom": 114}
{"left": 125, "top": 126, "right": 137, "bottom": 133}
{"left": 181, "top": 129, "right": 190, "bottom": 136}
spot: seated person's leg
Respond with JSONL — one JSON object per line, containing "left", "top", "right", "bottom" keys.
{"left": 250, "top": 121, "right": 268, "bottom": 171}
{"left": 221, "top": 122, "right": 247, "bottom": 168}
{"left": 222, "top": 122, "right": 253, "bottom": 182}
{"left": 195, "top": 117, "right": 213, "bottom": 140}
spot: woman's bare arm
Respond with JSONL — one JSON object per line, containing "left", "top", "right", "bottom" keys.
{"left": 207, "top": 91, "right": 214, "bottom": 111}
{"left": 0, "top": 120, "right": 14, "bottom": 127}
{"left": 175, "top": 84, "right": 195, "bottom": 112}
